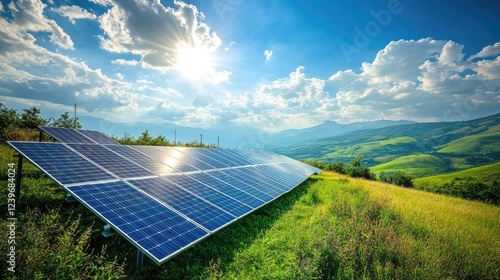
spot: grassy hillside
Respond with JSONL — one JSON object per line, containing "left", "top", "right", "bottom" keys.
{"left": 437, "top": 124, "right": 500, "bottom": 153}
{"left": 370, "top": 154, "right": 448, "bottom": 177}
{"left": 414, "top": 162, "right": 500, "bottom": 189}
{"left": 281, "top": 113, "right": 500, "bottom": 169}
{"left": 2, "top": 143, "right": 499, "bottom": 279}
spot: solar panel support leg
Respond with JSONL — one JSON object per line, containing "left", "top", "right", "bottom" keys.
{"left": 15, "top": 155, "right": 23, "bottom": 203}
{"left": 136, "top": 249, "right": 144, "bottom": 270}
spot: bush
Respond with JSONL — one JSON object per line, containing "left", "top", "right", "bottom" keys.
{"left": 346, "top": 155, "right": 377, "bottom": 180}
{"left": 435, "top": 177, "right": 500, "bottom": 204}
{"left": 379, "top": 171, "right": 414, "bottom": 188}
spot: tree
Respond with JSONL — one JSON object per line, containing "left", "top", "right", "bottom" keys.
{"left": 346, "top": 155, "right": 376, "bottom": 180}
{"left": 19, "top": 107, "right": 46, "bottom": 129}
{"left": 0, "top": 102, "right": 19, "bottom": 140}
{"left": 48, "top": 112, "right": 82, "bottom": 128}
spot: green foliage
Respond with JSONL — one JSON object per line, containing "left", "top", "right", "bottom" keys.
{"left": 379, "top": 171, "right": 414, "bottom": 188}
{"left": 113, "top": 130, "right": 217, "bottom": 147}
{"left": 346, "top": 155, "right": 377, "bottom": 180}
{"left": 19, "top": 107, "right": 47, "bottom": 129}
{"left": 433, "top": 177, "right": 500, "bottom": 204}
{"left": 0, "top": 103, "right": 19, "bottom": 141}
{"left": 47, "top": 112, "right": 82, "bottom": 129}
{"left": 0, "top": 208, "right": 125, "bottom": 279}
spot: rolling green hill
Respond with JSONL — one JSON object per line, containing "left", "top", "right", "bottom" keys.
{"left": 414, "top": 162, "right": 500, "bottom": 189}
{"left": 437, "top": 124, "right": 500, "bottom": 153}
{"left": 371, "top": 154, "right": 448, "bottom": 177}
{"left": 280, "top": 112, "right": 500, "bottom": 172}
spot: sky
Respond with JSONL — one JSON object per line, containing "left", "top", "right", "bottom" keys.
{"left": 0, "top": 0, "right": 499, "bottom": 132}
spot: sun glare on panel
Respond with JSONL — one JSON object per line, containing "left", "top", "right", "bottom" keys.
{"left": 176, "top": 45, "right": 213, "bottom": 79}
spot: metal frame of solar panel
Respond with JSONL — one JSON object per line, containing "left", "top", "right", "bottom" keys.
{"left": 9, "top": 127, "right": 321, "bottom": 265}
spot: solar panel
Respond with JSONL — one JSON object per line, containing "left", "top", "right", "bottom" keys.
{"left": 128, "top": 176, "right": 235, "bottom": 232}
{"left": 8, "top": 129, "right": 320, "bottom": 265}
{"left": 39, "top": 126, "right": 96, "bottom": 144}
{"left": 77, "top": 129, "right": 119, "bottom": 145}
{"left": 105, "top": 145, "right": 178, "bottom": 176}
{"left": 67, "top": 143, "right": 155, "bottom": 179}
{"left": 9, "top": 142, "right": 115, "bottom": 185}
{"left": 68, "top": 181, "right": 208, "bottom": 263}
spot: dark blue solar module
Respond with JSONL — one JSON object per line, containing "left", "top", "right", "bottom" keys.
{"left": 8, "top": 142, "right": 115, "bottom": 185}
{"left": 166, "top": 174, "right": 253, "bottom": 217}
{"left": 131, "top": 146, "right": 200, "bottom": 172}
{"left": 173, "top": 148, "right": 230, "bottom": 169}
{"left": 68, "top": 181, "right": 208, "bottom": 263}
{"left": 188, "top": 172, "right": 265, "bottom": 209}
{"left": 9, "top": 128, "right": 320, "bottom": 265}
{"left": 220, "top": 168, "right": 283, "bottom": 198}
{"left": 39, "top": 126, "right": 96, "bottom": 144}
{"left": 77, "top": 129, "right": 119, "bottom": 145}
{"left": 128, "top": 176, "right": 235, "bottom": 232}
{"left": 204, "top": 170, "right": 275, "bottom": 202}
{"left": 105, "top": 145, "right": 178, "bottom": 175}
{"left": 68, "top": 144, "right": 155, "bottom": 179}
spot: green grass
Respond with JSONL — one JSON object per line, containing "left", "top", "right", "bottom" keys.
{"left": 437, "top": 124, "right": 500, "bottom": 153}
{"left": 370, "top": 154, "right": 448, "bottom": 177}
{"left": 414, "top": 162, "right": 500, "bottom": 189}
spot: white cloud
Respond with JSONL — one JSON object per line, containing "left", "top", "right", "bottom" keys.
{"left": 224, "top": 41, "right": 236, "bottom": 52}
{"left": 112, "top": 59, "right": 139, "bottom": 66}
{"left": 98, "top": 0, "right": 221, "bottom": 69}
{"left": 6, "top": 0, "right": 74, "bottom": 49}
{"left": 53, "top": 5, "right": 97, "bottom": 24}
{"left": 470, "top": 42, "right": 500, "bottom": 59}
{"left": 330, "top": 38, "right": 500, "bottom": 122}
{"left": 264, "top": 49, "right": 273, "bottom": 61}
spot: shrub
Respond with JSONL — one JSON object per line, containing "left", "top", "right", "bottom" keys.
{"left": 379, "top": 171, "right": 414, "bottom": 188}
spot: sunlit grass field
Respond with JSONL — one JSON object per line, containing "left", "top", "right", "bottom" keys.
{"left": 414, "top": 162, "right": 500, "bottom": 189}
{"left": 370, "top": 154, "right": 447, "bottom": 177}
{"left": 1, "top": 143, "right": 499, "bottom": 279}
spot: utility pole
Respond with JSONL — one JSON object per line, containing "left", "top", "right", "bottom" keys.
{"left": 174, "top": 128, "right": 177, "bottom": 145}
{"left": 217, "top": 135, "right": 220, "bottom": 148}
{"left": 74, "top": 103, "right": 77, "bottom": 129}
{"left": 200, "top": 133, "right": 203, "bottom": 147}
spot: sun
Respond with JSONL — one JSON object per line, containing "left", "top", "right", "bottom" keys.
{"left": 176, "top": 45, "right": 213, "bottom": 79}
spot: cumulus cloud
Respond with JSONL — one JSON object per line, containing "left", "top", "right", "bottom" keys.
{"left": 112, "top": 59, "right": 139, "bottom": 66}
{"left": 329, "top": 38, "right": 500, "bottom": 122}
{"left": 53, "top": 5, "right": 97, "bottom": 24}
{"left": 470, "top": 42, "right": 500, "bottom": 59}
{"left": 264, "top": 49, "right": 273, "bottom": 61}
{"left": 98, "top": 0, "right": 221, "bottom": 69}
{"left": 6, "top": 0, "right": 74, "bottom": 49}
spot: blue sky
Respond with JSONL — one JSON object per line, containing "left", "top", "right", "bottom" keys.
{"left": 1, "top": 0, "right": 499, "bottom": 132}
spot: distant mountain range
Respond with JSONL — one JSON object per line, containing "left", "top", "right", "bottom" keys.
{"left": 278, "top": 112, "right": 500, "bottom": 177}
{"left": 79, "top": 116, "right": 414, "bottom": 149}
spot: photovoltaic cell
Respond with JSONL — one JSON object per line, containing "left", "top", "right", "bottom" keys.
{"left": 105, "top": 145, "right": 177, "bottom": 175}
{"left": 77, "top": 129, "right": 119, "bottom": 145}
{"left": 166, "top": 174, "right": 253, "bottom": 217}
{"left": 131, "top": 145, "right": 198, "bottom": 173}
{"left": 188, "top": 172, "right": 265, "bottom": 209}
{"left": 39, "top": 126, "right": 95, "bottom": 144}
{"left": 9, "top": 142, "right": 115, "bottom": 185}
{"left": 68, "top": 181, "right": 208, "bottom": 262}
{"left": 67, "top": 143, "right": 155, "bottom": 179}
{"left": 128, "top": 176, "right": 235, "bottom": 232}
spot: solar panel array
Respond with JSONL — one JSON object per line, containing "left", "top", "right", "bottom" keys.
{"left": 9, "top": 127, "right": 320, "bottom": 264}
